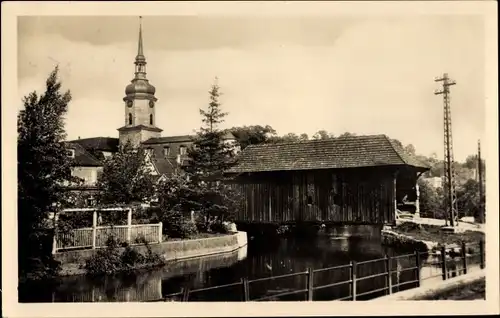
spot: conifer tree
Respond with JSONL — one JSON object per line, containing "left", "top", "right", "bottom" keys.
{"left": 185, "top": 78, "right": 236, "bottom": 181}
{"left": 184, "top": 78, "right": 240, "bottom": 226}
{"left": 17, "top": 66, "right": 73, "bottom": 281}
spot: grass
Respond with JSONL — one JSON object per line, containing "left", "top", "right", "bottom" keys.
{"left": 416, "top": 278, "right": 485, "bottom": 300}
{"left": 393, "top": 222, "right": 485, "bottom": 245}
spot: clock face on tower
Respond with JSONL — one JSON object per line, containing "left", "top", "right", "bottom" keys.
{"left": 149, "top": 100, "right": 155, "bottom": 108}
{"left": 126, "top": 100, "right": 133, "bottom": 108}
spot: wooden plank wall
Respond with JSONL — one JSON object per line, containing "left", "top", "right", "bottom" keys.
{"left": 232, "top": 168, "right": 397, "bottom": 224}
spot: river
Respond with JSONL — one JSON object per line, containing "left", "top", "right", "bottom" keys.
{"left": 19, "top": 233, "right": 473, "bottom": 302}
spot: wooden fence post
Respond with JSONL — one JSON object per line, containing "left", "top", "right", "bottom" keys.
{"left": 461, "top": 241, "right": 467, "bottom": 275}
{"left": 386, "top": 255, "right": 392, "bottom": 295}
{"left": 242, "top": 278, "right": 250, "bottom": 301}
{"left": 479, "top": 239, "right": 485, "bottom": 269}
{"left": 158, "top": 222, "right": 163, "bottom": 243}
{"left": 415, "top": 251, "right": 421, "bottom": 287}
{"left": 52, "top": 212, "right": 58, "bottom": 254}
{"left": 182, "top": 286, "right": 190, "bottom": 302}
{"left": 351, "top": 261, "right": 357, "bottom": 301}
{"left": 307, "top": 267, "right": 314, "bottom": 301}
{"left": 92, "top": 210, "right": 97, "bottom": 249}
{"left": 127, "top": 208, "right": 132, "bottom": 243}
{"left": 440, "top": 245, "right": 447, "bottom": 280}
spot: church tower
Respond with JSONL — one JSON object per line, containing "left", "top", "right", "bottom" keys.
{"left": 118, "top": 17, "right": 162, "bottom": 147}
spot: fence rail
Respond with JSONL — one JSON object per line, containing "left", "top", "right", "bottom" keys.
{"left": 54, "top": 222, "right": 163, "bottom": 253}
{"left": 154, "top": 239, "right": 485, "bottom": 302}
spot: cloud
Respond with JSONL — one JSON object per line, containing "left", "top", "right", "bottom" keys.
{"left": 18, "top": 15, "right": 485, "bottom": 161}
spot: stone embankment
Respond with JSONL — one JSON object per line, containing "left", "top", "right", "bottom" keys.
{"left": 382, "top": 220, "right": 484, "bottom": 256}
{"left": 56, "top": 230, "right": 248, "bottom": 276}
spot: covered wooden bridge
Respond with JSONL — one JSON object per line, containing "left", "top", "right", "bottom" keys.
{"left": 226, "top": 134, "right": 430, "bottom": 225}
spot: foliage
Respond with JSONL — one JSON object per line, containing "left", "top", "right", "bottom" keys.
{"left": 229, "top": 125, "right": 277, "bottom": 150}
{"left": 85, "top": 236, "right": 123, "bottom": 275}
{"left": 179, "top": 78, "right": 241, "bottom": 229}
{"left": 96, "top": 139, "right": 155, "bottom": 205}
{"left": 185, "top": 78, "right": 236, "bottom": 181}
{"left": 417, "top": 178, "right": 445, "bottom": 219}
{"left": 17, "top": 66, "right": 74, "bottom": 281}
{"left": 312, "top": 130, "right": 334, "bottom": 140}
{"left": 456, "top": 179, "right": 485, "bottom": 219}
{"left": 84, "top": 235, "right": 165, "bottom": 275}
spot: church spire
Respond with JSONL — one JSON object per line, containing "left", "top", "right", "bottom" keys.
{"left": 134, "top": 16, "right": 147, "bottom": 78}
{"left": 137, "top": 16, "right": 144, "bottom": 58}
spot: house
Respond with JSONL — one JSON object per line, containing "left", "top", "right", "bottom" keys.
{"left": 64, "top": 18, "right": 237, "bottom": 192}
{"left": 226, "top": 134, "right": 430, "bottom": 225}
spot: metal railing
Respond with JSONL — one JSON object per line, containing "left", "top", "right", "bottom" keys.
{"left": 150, "top": 239, "right": 485, "bottom": 302}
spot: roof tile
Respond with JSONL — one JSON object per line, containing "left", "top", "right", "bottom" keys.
{"left": 227, "top": 134, "right": 430, "bottom": 173}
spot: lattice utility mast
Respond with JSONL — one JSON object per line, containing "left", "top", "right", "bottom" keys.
{"left": 478, "top": 139, "right": 485, "bottom": 223}
{"left": 434, "top": 73, "right": 458, "bottom": 227}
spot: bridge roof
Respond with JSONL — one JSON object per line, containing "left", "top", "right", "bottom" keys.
{"left": 227, "top": 134, "right": 430, "bottom": 174}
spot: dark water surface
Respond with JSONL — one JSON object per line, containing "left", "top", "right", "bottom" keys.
{"left": 20, "top": 234, "right": 434, "bottom": 302}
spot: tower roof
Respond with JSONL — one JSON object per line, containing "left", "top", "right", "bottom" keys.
{"left": 125, "top": 16, "right": 156, "bottom": 98}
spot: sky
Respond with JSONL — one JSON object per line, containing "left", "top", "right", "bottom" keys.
{"left": 17, "top": 15, "right": 486, "bottom": 162}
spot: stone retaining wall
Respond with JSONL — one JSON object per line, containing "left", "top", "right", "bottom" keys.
{"left": 55, "top": 231, "right": 248, "bottom": 276}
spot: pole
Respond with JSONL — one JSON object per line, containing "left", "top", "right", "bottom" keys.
{"left": 307, "top": 267, "right": 314, "bottom": 301}
{"left": 434, "top": 73, "right": 458, "bottom": 227}
{"left": 158, "top": 221, "right": 163, "bottom": 243}
{"left": 351, "top": 261, "right": 357, "bottom": 301}
{"left": 92, "top": 210, "right": 97, "bottom": 249}
{"left": 478, "top": 140, "right": 485, "bottom": 223}
{"left": 127, "top": 208, "right": 132, "bottom": 243}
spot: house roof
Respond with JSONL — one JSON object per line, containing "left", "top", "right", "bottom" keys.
{"left": 143, "top": 131, "right": 236, "bottom": 145}
{"left": 69, "top": 137, "right": 119, "bottom": 152}
{"left": 65, "top": 142, "right": 103, "bottom": 167}
{"left": 226, "top": 134, "right": 430, "bottom": 174}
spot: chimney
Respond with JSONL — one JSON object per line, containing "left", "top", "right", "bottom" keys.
{"left": 176, "top": 154, "right": 181, "bottom": 164}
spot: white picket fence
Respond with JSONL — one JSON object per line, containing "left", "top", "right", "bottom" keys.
{"left": 54, "top": 222, "right": 162, "bottom": 253}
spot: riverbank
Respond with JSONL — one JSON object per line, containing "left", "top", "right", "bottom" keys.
{"left": 374, "top": 269, "right": 486, "bottom": 301}
{"left": 415, "top": 276, "right": 485, "bottom": 300}
{"left": 382, "top": 221, "right": 485, "bottom": 253}
{"left": 55, "top": 231, "right": 248, "bottom": 276}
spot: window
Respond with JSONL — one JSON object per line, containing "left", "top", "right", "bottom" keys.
{"left": 163, "top": 146, "right": 170, "bottom": 157}
{"left": 150, "top": 114, "right": 153, "bottom": 125}
{"left": 179, "top": 145, "right": 187, "bottom": 155}
{"left": 128, "top": 113, "right": 133, "bottom": 125}
{"left": 66, "top": 149, "right": 75, "bottom": 158}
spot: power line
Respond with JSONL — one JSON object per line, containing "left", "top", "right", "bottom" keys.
{"left": 434, "top": 73, "right": 458, "bottom": 227}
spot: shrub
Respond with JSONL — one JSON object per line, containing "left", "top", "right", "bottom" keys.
{"left": 209, "top": 221, "right": 229, "bottom": 234}
{"left": 121, "top": 245, "right": 145, "bottom": 267}
{"left": 84, "top": 235, "right": 164, "bottom": 275}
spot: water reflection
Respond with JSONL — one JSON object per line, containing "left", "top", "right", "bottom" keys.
{"left": 20, "top": 234, "right": 479, "bottom": 303}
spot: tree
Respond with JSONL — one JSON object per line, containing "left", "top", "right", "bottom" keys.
{"left": 456, "top": 179, "right": 484, "bottom": 220}
{"left": 17, "top": 66, "right": 74, "bottom": 281}
{"left": 338, "top": 132, "right": 356, "bottom": 138}
{"left": 185, "top": 78, "right": 235, "bottom": 181}
{"left": 312, "top": 130, "right": 334, "bottom": 140}
{"left": 229, "top": 125, "right": 277, "bottom": 150}
{"left": 417, "top": 178, "right": 445, "bottom": 219}
{"left": 464, "top": 154, "right": 485, "bottom": 172}
{"left": 183, "top": 78, "right": 239, "bottom": 227}
{"left": 96, "top": 140, "right": 155, "bottom": 206}
{"left": 404, "top": 144, "right": 416, "bottom": 156}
